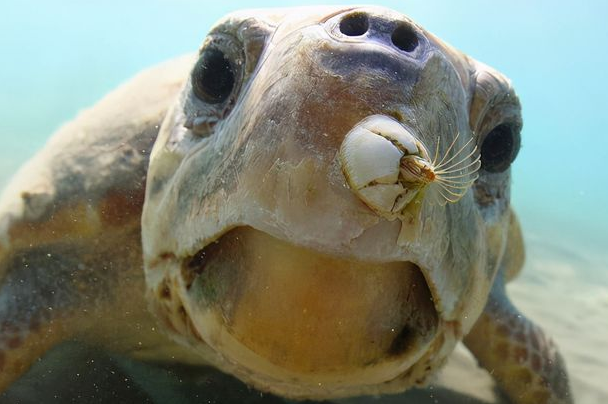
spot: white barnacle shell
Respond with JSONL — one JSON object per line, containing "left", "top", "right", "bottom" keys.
{"left": 340, "top": 115, "right": 481, "bottom": 223}
{"left": 359, "top": 116, "right": 419, "bottom": 155}
{"left": 357, "top": 184, "right": 406, "bottom": 214}
{"left": 339, "top": 115, "right": 426, "bottom": 220}
{"left": 340, "top": 125, "right": 403, "bottom": 189}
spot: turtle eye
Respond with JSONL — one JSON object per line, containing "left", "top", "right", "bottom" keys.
{"left": 480, "top": 123, "right": 520, "bottom": 173}
{"left": 191, "top": 47, "right": 235, "bottom": 104}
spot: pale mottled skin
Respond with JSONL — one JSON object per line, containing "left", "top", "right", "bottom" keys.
{"left": 0, "top": 6, "right": 572, "bottom": 403}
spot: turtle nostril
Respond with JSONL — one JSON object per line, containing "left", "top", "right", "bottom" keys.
{"left": 339, "top": 12, "right": 369, "bottom": 36}
{"left": 391, "top": 23, "right": 419, "bottom": 52}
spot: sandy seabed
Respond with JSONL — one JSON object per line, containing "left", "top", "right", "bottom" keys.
{"left": 1, "top": 234, "right": 606, "bottom": 404}
{"left": 405, "top": 234, "right": 608, "bottom": 404}
{"left": 504, "top": 235, "right": 608, "bottom": 404}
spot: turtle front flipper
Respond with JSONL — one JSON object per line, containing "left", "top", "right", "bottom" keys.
{"left": 0, "top": 56, "right": 194, "bottom": 392}
{"left": 0, "top": 249, "right": 72, "bottom": 392}
{"left": 463, "top": 212, "right": 572, "bottom": 404}
{"left": 0, "top": 245, "right": 104, "bottom": 391}
{"left": 0, "top": 190, "right": 151, "bottom": 392}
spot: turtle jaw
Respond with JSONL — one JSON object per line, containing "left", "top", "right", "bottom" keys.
{"left": 166, "top": 225, "right": 445, "bottom": 398}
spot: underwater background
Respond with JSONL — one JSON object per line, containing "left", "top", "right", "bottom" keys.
{"left": 1, "top": 0, "right": 607, "bottom": 403}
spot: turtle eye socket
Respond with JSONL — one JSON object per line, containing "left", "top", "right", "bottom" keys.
{"left": 480, "top": 123, "right": 520, "bottom": 173}
{"left": 191, "top": 47, "right": 235, "bottom": 104}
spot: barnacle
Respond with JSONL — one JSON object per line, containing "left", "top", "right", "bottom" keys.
{"left": 339, "top": 115, "right": 480, "bottom": 221}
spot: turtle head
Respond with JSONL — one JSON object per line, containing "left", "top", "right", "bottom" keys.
{"left": 141, "top": 6, "right": 522, "bottom": 399}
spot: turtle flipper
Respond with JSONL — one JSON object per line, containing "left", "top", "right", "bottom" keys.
{"left": 0, "top": 211, "right": 150, "bottom": 392}
{"left": 464, "top": 273, "right": 572, "bottom": 404}
{"left": 0, "top": 246, "right": 82, "bottom": 391}
{"left": 0, "top": 56, "right": 194, "bottom": 392}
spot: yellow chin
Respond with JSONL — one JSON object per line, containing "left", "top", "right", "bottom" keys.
{"left": 181, "top": 226, "right": 438, "bottom": 385}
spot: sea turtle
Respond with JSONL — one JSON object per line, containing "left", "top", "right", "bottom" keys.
{"left": 0, "top": 6, "right": 572, "bottom": 404}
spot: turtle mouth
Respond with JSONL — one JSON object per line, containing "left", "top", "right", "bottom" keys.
{"left": 177, "top": 226, "right": 440, "bottom": 390}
